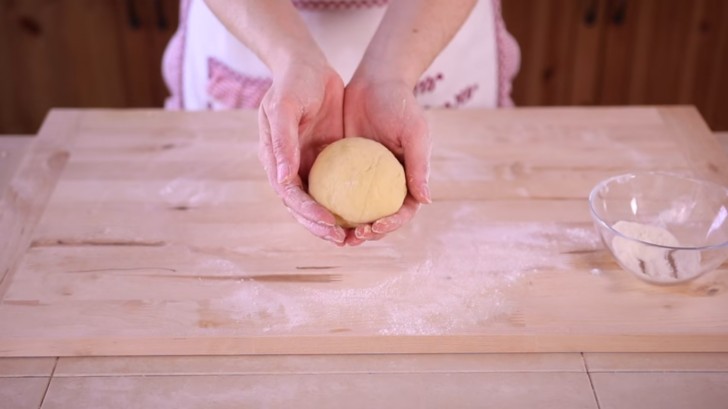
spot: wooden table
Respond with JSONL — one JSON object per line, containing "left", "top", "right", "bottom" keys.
{"left": 1, "top": 108, "right": 728, "bottom": 407}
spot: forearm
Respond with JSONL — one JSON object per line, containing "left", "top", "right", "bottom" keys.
{"left": 204, "top": 0, "right": 325, "bottom": 75}
{"left": 353, "top": 0, "right": 477, "bottom": 87}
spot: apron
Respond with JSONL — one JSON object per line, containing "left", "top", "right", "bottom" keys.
{"left": 162, "top": 0, "right": 520, "bottom": 111}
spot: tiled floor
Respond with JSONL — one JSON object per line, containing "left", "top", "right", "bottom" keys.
{"left": 41, "top": 371, "right": 597, "bottom": 408}
{"left": 0, "top": 358, "right": 54, "bottom": 409}
{"left": 2, "top": 354, "right": 728, "bottom": 408}
{"left": 2, "top": 134, "right": 728, "bottom": 407}
{"left": 590, "top": 372, "right": 728, "bottom": 409}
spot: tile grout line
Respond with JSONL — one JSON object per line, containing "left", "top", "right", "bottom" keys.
{"left": 581, "top": 353, "right": 602, "bottom": 409}
{"left": 37, "top": 357, "right": 59, "bottom": 409}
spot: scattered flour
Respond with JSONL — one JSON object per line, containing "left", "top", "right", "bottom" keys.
{"left": 209, "top": 205, "right": 602, "bottom": 336}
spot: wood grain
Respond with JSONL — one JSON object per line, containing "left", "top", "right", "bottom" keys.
{"left": 114, "top": 0, "right": 178, "bottom": 107}
{"left": 502, "top": 0, "right": 602, "bottom": 105}
{"left": 0, "top": 1, "right": 129, "bottom": 134}
{"left": 1, "top": 107, "right": 727, "bottom": 356}
{"left": 705, "top": 1, "right": 728, "bottom": 130}
{"left": 0, "top": 0, "right": 179, "bottom": 134}
{"left": 0, "top": 136, "right": 33, "bottom": 199}
{"left": 502, "top": 0, "right": 728, "bottom": 131}
{"left": 0, "top": 111, "right": 80, "bottom": 290}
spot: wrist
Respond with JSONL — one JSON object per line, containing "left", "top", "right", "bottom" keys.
{"left": 267, "top": 44, "right": 328, "bottom": 79}
{"left": 348, "top": 65, "right": 414, "bottom": 97}
{"left": 351, "top": 55, "right": 420, "bottom": 90}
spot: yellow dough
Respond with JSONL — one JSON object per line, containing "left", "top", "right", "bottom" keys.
{"left": 308, "top": 137, "right": 407, "bottom": 227}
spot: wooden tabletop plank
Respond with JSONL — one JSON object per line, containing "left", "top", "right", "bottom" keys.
{"left": 0, "top": 111, "right": 80, "bottom": 290}
{"left": 1, "top": 107, "right": 727, "bottom": 356}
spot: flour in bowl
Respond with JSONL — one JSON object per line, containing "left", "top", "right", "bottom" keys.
{"left": 611, "top": 221, "right": 701, "bottom": 282}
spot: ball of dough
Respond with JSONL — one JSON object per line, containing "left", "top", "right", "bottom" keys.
{"left": 308, "top": 137, "right": 407, "bottom": 227}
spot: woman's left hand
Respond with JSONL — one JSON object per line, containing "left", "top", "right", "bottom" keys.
{"left": 343, "top": 77, "right": 432, "bottom": 246}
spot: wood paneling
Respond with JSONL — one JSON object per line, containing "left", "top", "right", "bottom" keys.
{"left": 704, "top": 1, "right": 728, "bottom": 130}
{"left": 0, "top": 0, "right": 178, "bottom": 134}
{"left": 0, "top": 0, "right": 128, "bottom": 133}
{"left": 115, "top": 0, "right": 179, "bottom": 107}
{"left": 503, "top": 0, "right": 728, "bottom": 130}
{"left": 1, "top": 1, "right": 725, "bottom": 132}
{"left": 502, "top": 0, "right": 607, "bottom": 105}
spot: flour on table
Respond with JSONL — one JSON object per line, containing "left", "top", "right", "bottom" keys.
{"left": 211, "top": 206, "right": 602, "bottom": 336}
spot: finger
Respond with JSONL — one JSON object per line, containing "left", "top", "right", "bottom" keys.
{"left": 354, "top": 224, "right": 386, "bottom": 242}
{"left": 259, "top": 107, "right": 339, "bottom": 227}
{"left": 266, "top": 160, "right": 344, "bottom": 243}
{"left": 354, "top": 224, "right": 374, "bottom": 240}
{"left": 260, "top": 113, "right": 343, "bottom": 239}
{"left": 347, "top": 225, "right": 387, "bottom": 244}
{"left": 371, "top": 195, "right": 420, "bottom": 234}
{"left": 402, "top": 119, "right": 432, "bottom": 204}
{"left": 257, "top": 106, "right": 278, "bottom": 185}
{"left": 287, "top": 207, "right": 347, "bottom": 245}
{"left": 280, "top": 183, "right": 338, "bottom": 228}
{"left": 266, "top": 102, "right": 301, "bottom": 184}
{"left": 345, "top": 230, "right": 366, "bottom": 246}
{"left": 354, "top": 196, "right": 420, "bottom": 241}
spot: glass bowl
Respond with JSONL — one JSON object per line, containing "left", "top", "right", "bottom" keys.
{"left": 588, "top": 172, "right": 728, "bottom": 285}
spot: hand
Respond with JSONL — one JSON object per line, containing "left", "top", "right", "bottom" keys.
{"left": 342, "top": 77, "right": 432, "bottom": 246}
{"left": 258, "top": 58, "right": 348, "bottom": 245}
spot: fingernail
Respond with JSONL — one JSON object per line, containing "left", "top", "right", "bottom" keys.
{"left": 317, "top": 219, "right": 335, "bottom": 227}
{"left": 355, "top": 225, "right": 371, "bottom": 239}
{"left": 277, "top": 163, "right": 289, "bottom": 184}
{"left": 372, "top": 218, "right": 396, "bottom": 234}
{"left": 336, "top": 227, "right": 348, "bottom": 242}
{"left": 324, "top": 234, "right": 344, "bottom": 245}
{"left": 421, "top": 184, "right": 432, "bottom": 204}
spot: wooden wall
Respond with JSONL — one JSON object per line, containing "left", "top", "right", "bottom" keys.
{"left": 0, "top": 0, "right": 726, "bottom": 133}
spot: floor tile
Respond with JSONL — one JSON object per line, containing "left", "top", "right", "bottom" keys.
{"left": 55, "top": 353, "right": 584, "bottom": 376}
{"left": 0, "top": 377, "right": 49, "bottom": 409}
{"left": 584, "top": 353, "right": 728, "bottom": 372}
{"left": 0, "top": 358, "right": 56, "bottom": 377}
{"left": 43, "top": 372, "right": 597, "bottom": 409}
{"left": 591, "top": 372, "right": 728, "bottom": 409}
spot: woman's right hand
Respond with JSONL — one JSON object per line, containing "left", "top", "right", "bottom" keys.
{"left": 204, "top": 0, "right": 348, "bottom": 244}
{"left": 258, "top": 56, "right": 348, "bottom": 245}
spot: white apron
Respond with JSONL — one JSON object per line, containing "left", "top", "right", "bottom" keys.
{"left": 162, "top": 0, "right": 519, "bottom": 110}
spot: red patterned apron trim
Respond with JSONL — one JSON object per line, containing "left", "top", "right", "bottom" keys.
{"left": 207, "top": 57, "right": 272, "bottom": 109}
{"left": 491, "top": 0, "right": 520, "bottom": 107}
{"left": 443, "top": 84, "right": 480, "bottom": 109}
{"left": 161, "top": 0, "right": 192, "bottom": 110}
{"left": 178, "top": 0, "right": 192, "bottom": 109}
{"left": 413, "top": 73, "right": 445, "bottom": 96}
{"left": 292, "top": 0, "right": 388, "bottom": 10}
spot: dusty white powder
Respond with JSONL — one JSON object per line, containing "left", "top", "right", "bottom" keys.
{"left": 209, "top": 205, "right": 602, "bottom": 336}
{"left": 611, "top": 220, "right": 701, "bottom": 282}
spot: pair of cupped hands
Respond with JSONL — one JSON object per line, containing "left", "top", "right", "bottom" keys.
{"left": 257, "top": 57, "right": 432, "bottom": 246}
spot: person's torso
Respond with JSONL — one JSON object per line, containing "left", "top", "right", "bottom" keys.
{"left": 170, "top": 0, "right": 503, "bottom": 110}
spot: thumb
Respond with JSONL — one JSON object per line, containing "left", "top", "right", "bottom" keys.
{"left": 402, "top": 120, "right": 432, "bottom": 204}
